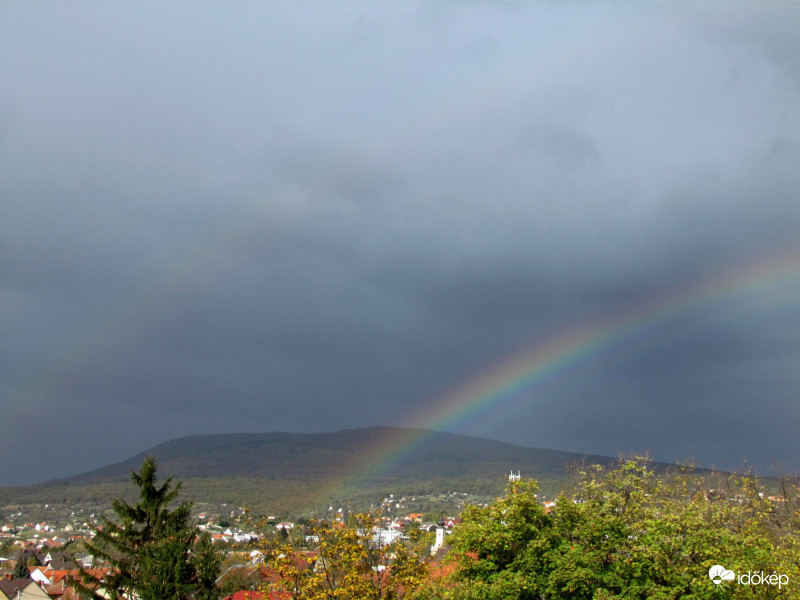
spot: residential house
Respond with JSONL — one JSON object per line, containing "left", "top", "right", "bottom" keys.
{"left": 370, "top": 529, "right": 402, "bottom": 548}
{"left": 217, "top": 558, "right": 311, "bottom": 600}
{"left": 29, "top": 567, "right": 52, "bottom": 587}
{"left": 41, "top": 568, "right": 109, "bottom": 600}
{"left": 0, "top": 577, "right": 51, "bottom": 600}
{"left": 39, "top": 570, "right": 76, "bottom": 599}
{"left": 43, "top": 554, "right": 76, "bottom": 571}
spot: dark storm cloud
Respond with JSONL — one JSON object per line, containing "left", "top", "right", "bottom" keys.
{"left": 1, "top": 2, "right": 799, "bottom": 485}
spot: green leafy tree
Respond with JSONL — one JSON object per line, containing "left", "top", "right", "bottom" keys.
{"left": 414, "top": 457, "right": 800, "bottom": 600}
{"left": 75, "top": 455, "right": 222, "bottom": 600}
{"left": 424, "top": 479, "right": 552, "bottom": 600}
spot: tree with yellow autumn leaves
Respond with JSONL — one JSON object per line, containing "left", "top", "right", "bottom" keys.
{"left": 261, "top": 512, "right": 429, "bottom": 599}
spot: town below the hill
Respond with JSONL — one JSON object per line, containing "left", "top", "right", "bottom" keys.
{"left": 2, "top": 456, "right": 798, "bottom": 599}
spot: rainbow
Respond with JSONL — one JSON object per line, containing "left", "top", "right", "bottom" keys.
{"left": 318, "top": 244, "right": 800, "bottom": 504}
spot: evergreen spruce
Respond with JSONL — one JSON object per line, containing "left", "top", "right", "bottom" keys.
{"left": 193, "top": 531, "right": 225, "bottom": 600}
{"left": 13, "top": 557, "right": 30, "bottom": 579}
{"left": 75, "top": 455, "right": 221, "bottom": 600}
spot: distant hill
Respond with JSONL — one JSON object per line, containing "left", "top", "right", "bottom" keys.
{"left": 0, "top": 427, "right": 627, "bottom": 515}
{"left": 50, "top": 427, "right": 619, "bottom": 484}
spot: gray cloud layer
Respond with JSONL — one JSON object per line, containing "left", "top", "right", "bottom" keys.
{"left": 2, "top": 2, "right": 799, "bottom": 485}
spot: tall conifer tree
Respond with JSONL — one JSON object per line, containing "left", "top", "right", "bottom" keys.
{"left": 13, "top": 557, "right": 30, "bottom": 579}
{"left": 75, "top": 455, "right": 220, "bottom": 600}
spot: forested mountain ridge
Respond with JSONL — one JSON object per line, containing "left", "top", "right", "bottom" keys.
{"left": 0, "top": 427, "right": 666, "bottom": 514}
{"left": 43, "top": 427, "right": 617, "bottom": 483}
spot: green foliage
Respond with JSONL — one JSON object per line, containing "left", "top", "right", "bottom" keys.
{"left": 137, "top": 535, "right": 197, "bottom": 600}
{"left": 75, "top": 455, "right": 222, "bottom": 600}
{"left": 423, "top": 512, "right": 442, "bottom": 524}
{"left": 194, "top": 531, "right": 225, "bottom": 600}
{"left": 217, "top": 563, "right": 263, "bottom": 598}
{"left": 27, "top": 552, "right": 42, "bottom": 567}
{"left": 13, "top": 557, "right": 30, "bottom": 578}
{"left": 415, "top": 457, "right": 800, "bottom": 600}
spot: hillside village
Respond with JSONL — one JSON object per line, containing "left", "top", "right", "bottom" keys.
{"left": 1, "top": 451, "right": 541, "bottom": 600}
{"left": 3, "top": 456, "right": 796, "bottom": 600}
{"left": 3, "top": 453, "right": 799, "bottom": 600}
{"left": 5, "top": 476, "right": 794, "bottom": 600}
{"left": 0, "top": 490, "right": 470, "bottom": 600}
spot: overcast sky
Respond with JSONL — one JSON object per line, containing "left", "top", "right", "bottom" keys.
{"left": 2, "top": 2, "right": 800, "bottom": 486}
